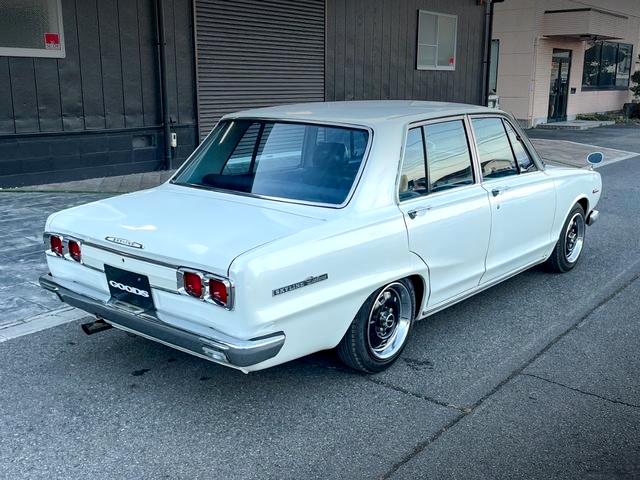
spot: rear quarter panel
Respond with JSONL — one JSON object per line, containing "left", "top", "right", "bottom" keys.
{"left": 229, "top": 206, "right": 429, "bottom": 369}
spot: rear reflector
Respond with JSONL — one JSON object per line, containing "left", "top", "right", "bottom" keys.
{"left": 68, "top": 240, "right": 81, "bottom": 262}
{"left": 183, "top": 272, "right": 203, "bottom": 298}
{"left": 50, "top": 235, "right": 63, "bottom": 256}
{"left": 208, "top": 279, "right": 228, "bottom": 306}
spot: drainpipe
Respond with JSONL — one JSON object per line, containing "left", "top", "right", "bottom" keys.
{"left": 481, "top": 0, "right": 504, "bottom": 106}
{"left": 155, "top": 0, "right": 172, "bottom": 170}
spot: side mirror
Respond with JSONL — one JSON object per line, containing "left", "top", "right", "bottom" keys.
{"left": 587, "top": 152, "right": 603, "bottom": 166}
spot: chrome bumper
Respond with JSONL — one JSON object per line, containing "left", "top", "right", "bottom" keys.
{"left": 586, "top": 209, "right": 599, "bottom": 226}
{"left": 39, "top": 274, "right": 285, "bottom": 369}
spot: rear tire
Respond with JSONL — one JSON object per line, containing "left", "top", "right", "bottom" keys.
{"left": 337, "top": 279, "right": 415, "bottom": 373}
{"left": 546, "top": 204, "right": 586, "bottom": 273}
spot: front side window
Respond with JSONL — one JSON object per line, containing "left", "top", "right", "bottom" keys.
{"left": 472, "top": 118, "right": 518, "bottom": 180}
{"left": 503, "top": 121, "right": 536, "bottom": 173}
{"left": 582, "top": 41, "right": 633, "bottom": 90}
{"left": 0, "top": 0, "right": 65, "bottom": 58}
{"left": 417, "top": 11, "right": 457, "bottom": 71}
{"left": 174, "top": 120, "right": 369, "bottom": 206}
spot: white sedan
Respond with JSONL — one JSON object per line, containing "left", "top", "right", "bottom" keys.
{"left": 40, "top": 101, "right": 601, "bottom": 373}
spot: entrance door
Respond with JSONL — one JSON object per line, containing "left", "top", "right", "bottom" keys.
{"left": 548, "top": 49, "right": 572, "bottom": 121}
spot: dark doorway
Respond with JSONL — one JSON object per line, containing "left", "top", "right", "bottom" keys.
{"left": 548, "top": 49, "right": 572, "bottom": 122}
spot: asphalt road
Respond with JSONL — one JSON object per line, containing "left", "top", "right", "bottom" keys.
{"left": 1, "top": 130, "right": 640, "bottom": 479}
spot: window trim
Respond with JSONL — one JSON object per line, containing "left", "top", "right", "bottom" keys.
{"left": 416, "top": 10, "right": 458, "bottom": 71}
{"left": 0, "top": 0, "right": 66, "bottom": 59}
{"left": 581, "top": 40, "right": 634, "bottom": 91}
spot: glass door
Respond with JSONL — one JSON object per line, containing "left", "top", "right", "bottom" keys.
{"left": 548, "top": 49, "right": 572, "bottom": 122}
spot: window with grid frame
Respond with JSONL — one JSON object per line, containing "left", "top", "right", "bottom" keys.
{"left": 416, "top": 10, "right": 457, "bottom": 71}
{"left": 582, "top": 41, "right": 633, "bottom": 90}
{"left": 0, "top": 0, "right": 65, "bottom": 58}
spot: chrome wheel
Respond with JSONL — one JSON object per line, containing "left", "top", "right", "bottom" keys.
{"left": 564, "top": 212, "right": 585, "bottom": 263}
{"left": 367, "top": 282, "right": 412, "bottom": 360}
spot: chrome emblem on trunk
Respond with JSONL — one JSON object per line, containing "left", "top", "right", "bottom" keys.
{"left": 105, "top": 237, "right": 143, "bottom": 249}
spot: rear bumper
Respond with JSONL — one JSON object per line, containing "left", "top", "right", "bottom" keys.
{"left": 586, "top": 209, "right": 599, "bottom": 226}
{"left": 39, "top": 273, "right": 285, "bottom": 370}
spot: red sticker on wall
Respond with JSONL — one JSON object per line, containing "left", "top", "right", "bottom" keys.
{"left": 45, "top": 33, "right": 61, "bottom": 50}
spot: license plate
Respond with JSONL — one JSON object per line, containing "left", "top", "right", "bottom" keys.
{"left": 104, "top": 264, "right": 155, "bottom": 311}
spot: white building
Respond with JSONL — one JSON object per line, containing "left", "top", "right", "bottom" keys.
{"left": 492, "top": 0, "right": 640, "bottom": 126}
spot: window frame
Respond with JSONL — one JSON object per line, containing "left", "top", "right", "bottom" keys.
{"left": 0, "top": 0, "right": 66, "bottom": 59}
{"left": 416, "top": 10, "right": 458, "bottom": 71}
{"left": 581, "top": 40, "right": 634, "bottom": 91}
{"left": 398, "top": 115, "right": 477, "bottom": 203}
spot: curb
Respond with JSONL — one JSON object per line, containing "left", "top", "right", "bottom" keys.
{"left": 0, "top": 307, "right": 90, "bottom": 343}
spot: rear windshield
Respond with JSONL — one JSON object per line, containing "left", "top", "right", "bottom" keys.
{"left": 173, "top": 120, "right": 370, "bottom": 206}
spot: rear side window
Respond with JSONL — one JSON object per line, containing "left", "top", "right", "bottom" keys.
{"left": 399, "top": 128, "right": 428, "bottom": 200}
{"left": 472, "top": 118, "right": 518, "bottom": 179}
{"left": 399, "top": 120, "right": 474, "bottom": 201}
{"left": 424, "top": 120, "right": 474, "bottom": 192}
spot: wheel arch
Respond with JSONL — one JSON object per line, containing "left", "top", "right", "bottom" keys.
{"left": 407, "top": 274, "right": 426, "bottom": 320}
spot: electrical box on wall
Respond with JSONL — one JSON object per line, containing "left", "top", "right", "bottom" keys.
{"left": 170, "top": 133, "right": 177, "bottom": 148}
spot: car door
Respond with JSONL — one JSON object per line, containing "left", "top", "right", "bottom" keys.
{"left": 397, "top": 118, "right": 492, "bottom": 309}
{"left": 469, "top": 116, "right": 556, "bottom": 284}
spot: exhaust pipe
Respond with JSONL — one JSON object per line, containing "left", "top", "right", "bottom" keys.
{"left": 81, "top": 317, "right": 113, "bottom": 335}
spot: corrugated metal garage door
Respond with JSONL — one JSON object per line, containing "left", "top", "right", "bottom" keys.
{"left": 195, "top": 0, "right": 325, "bottom": 138}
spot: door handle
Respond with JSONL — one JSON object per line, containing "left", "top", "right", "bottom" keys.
{"left": 491, "top": 185, "right": 511, "bottom": 197}
{"left": 407, "top": 206, "right": 432, "bottom": 219}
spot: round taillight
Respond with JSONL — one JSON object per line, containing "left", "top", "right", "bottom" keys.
{"left": 68, "top": 240, "right": 81, "bottom": 262}
{"left": 209, "top": 279, "right": 228, "bottom": 306}
{"left": 50, "top": 235, "right": 64, "bottom": 256}
{"left": 183, "top": 272, "right": 203, "bottom": 298}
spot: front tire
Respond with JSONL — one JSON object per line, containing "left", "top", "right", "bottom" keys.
{"left": 336, "top": 279, "right": 415, "bottom": 373}
{"left": 546, "top": 204, "right": 586, "bottom": 273}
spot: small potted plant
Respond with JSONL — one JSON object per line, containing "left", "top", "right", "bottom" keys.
{"left": 624, "top": 54, "right": 640, "bottom": 118}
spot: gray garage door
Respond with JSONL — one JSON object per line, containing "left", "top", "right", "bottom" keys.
{"left": 195, "top": 0, "right": 325, "bottom": 138}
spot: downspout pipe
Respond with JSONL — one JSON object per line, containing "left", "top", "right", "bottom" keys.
{"left": 155, "top": 0, "right": 172, "bottom": 170}
{"left": 481, "top": 0, "right": 504, "bottom": 106}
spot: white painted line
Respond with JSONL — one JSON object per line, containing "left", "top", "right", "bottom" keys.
{"left": 532, "top": 138, "right": 639, "bottom": 158}
{"left": 593, "top": 152, "right": 639, "bottom": 169}
{"left": 0, "top": 306, "right": 90, "bottom": 342}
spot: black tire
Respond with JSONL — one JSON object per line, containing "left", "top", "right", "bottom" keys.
{"left": 546, "top": 203, "right": 586, "bottom": 273}
{"left": 336, "top": 278, "right": 416, "bottom": 373}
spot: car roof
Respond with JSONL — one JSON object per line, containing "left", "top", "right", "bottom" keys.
{"left": 222, "top": 100, "right": 498, "bottom": 128}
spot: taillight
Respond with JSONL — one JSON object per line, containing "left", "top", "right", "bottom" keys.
{"left": 183, "top": 272, "right": 203, "bottom": 298}
{"left": 177, "top": 268, "right": 233, "bottom": 309}
{"left": 68, "top": 240, "right": 81, "bottom": 262}
{"left": 50, "top": 235, "right": 63, "bottom": 256}
{"left": 208, "top": 279, "right": 228, "bottom": 306}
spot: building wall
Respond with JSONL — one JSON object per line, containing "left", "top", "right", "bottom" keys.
{"left": 493, "top": 0, "right": 640, "bottom": 126}
{"left": 194, "top": 0, "right": 325, "bottom": 138}
{"left": 326, "top": 0, "right": 486, "bottom": 105}
{"left": 0, "top": 0, "right": 197, "bottom": 188}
